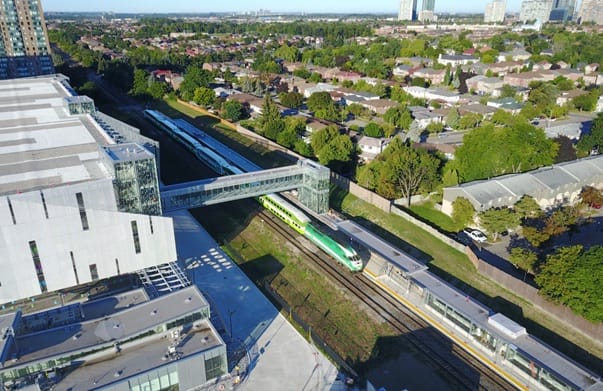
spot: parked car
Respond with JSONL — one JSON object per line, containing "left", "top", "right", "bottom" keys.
{"left": 463, "top": 228, "right": 488, "bottom": 243}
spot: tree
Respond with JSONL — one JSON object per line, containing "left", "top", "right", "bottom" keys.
{"left": 445, "top": 108, "right": 460, "bottom": 129}
{"left": 514, "top": 195, "right": 542, "bottom": 220}
{"left": 499, "top": 84, "right": 517, "bottom": 99}
{"left": 453, "top": 123, "right": 558, "bottom": 183}
{"left": 131, "top": 68, "right": 149, "bottom": 96}
{"left": 509, "top": 247, "right": 538, "bottom": 277}
{"left": 387, "top": 139, "right": 440, "bottom": 207}
{"left": 544, "top": 207, "right": 578, "bottom": 237}
{"left": 572, "top": 91, "right": 598, "bottom": 112}
{"left": 148, "top": 80, "right": 169, "bottom": 99}
{"left": 579, "top": 185, "right": 603, "bottom": 208}
{"left": 318, "top": 134, "right": 355, "bottom": 172}
{"left": 310, "top": 125, "right": 340, "bottom": 155}
{"left": 577, "top": 113, "right": 603, "bottom": 157}
{"left": 180, "top": 66, "right": 213, "bottom": 101}
{"left": 536, "top": 246, "right": 582, "bottom": 304}
{"left": 193, "top": 86, "right": 216, "bottom": 107}
{"left": 553, "top": 135, "right": 577, "bottom": 163}
{"left": 458, "top": 113, "right": 482, "bottom": 130}
{"left": 278, "top": 91, "right": 304, "bottom": 108}
{"left": 522, "top": 225, "right": 550, "bottom": 248}
{"left": 364, "top": 122, "right": 384, "bottom": 137}
{"left": 222, "top": 100, "right": 244, "bottom": 122}
{"left": 258, "top": 93, "right": 283, "bottom": 134}
{"left": 383, "top": 106, "right": 412, "bottom": 129}
{"left": 451, "top": 197, "right": 475, "bottom": 227}
{"left": 356, "top": 162, "right": 382, "bottom": 190}
{"left": 307, "top": 91, "right": 335, "bottom": 113}
{"left": 478, "top": 207, "right": 518, "bottom": 240}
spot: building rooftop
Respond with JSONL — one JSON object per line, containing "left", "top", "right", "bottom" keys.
{"left": 3, "top": 286, "right": 210, "bottom": 369}
{"left": 0, "top": 76, "right": 116, "bottom": 196}
{"left": 57, "top": 318, "right": 222, "bottom": 391}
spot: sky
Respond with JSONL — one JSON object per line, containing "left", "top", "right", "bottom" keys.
{"left": 41, "top": 0, "right": 525, "bottom": 15}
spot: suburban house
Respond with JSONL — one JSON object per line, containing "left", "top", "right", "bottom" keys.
{"left": 465, "top": 75, "right": 505, "bottom": 95}
{"left": 412, "top": 68, "right": 447, "bottom": 85}
{"left": 437, "top": 53, "right": 478, "bottom": 66}
{"left": 403, "top": 86, "right": 462, "bottom": 104}
{"left": 497, "top": 48, "right": 531, "bottom": 62}
{"left": 487, "top": 97, "right": 524, "bottom": 114}
{"left": 357, "top": 136, "right": 392, "bottom": 161}
{"left": 359, "top": 99, "right": 400, "bottom": 115}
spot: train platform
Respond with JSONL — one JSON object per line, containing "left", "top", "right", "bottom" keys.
{"left": 340, "top": 219, "right": 602, "bottom": 391}
{"left": 167, "top": 209, "right": 349, "bottom": 391}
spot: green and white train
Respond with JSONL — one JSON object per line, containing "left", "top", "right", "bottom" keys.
{"left": 258, "top": 194, "right": 363, "bottom": 272}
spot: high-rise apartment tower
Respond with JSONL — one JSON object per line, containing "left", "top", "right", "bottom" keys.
{"left": 398, "top": 0, "right": 418, "bottom": 21}
{"left": 578, "top": 0, "right": 603, "bottom": 24}
{"left": 520, "top": 0, "right": 554, "bottom": 22}
{"left": 422, "top": 0, "right": 435, "bottom": 11}
{"left": 485, "top": 0, "right": 507, "bottom": 22}
{"left": 0, "top": 0, "right": 54, "bottom": 79}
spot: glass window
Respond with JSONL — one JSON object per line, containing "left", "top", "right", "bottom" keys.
{"left": 89, "top": 264, "right": 99, "bottom": 281}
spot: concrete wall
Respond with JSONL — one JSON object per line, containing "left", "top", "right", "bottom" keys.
{"left": 330, "top": 172, "right": 392, "bottom": 213}
{"left": 0, "top": 180, "right": 177, "bottom": 303}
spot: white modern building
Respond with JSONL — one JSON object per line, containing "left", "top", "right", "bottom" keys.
{"left": 485, "top": 0, "right": 506, "bottom": 23}
{"left": 398, "top": 0, "right": 418, "bottom": 21}
{"left": 0, "top": 75, "right": 177, "bottom": 304}
{"left": 520, "top": 0, "right": 554, "bottom": 22}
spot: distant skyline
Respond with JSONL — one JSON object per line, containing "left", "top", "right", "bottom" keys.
{"left": 41, "top": 0, "right": 526, "bottom": 14}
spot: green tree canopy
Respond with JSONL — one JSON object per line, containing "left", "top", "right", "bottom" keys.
{"left": 310, "top": 125, "right": 340, "bottom": 154}
{"left": 577, "top": 113, "right": 603, "bottom": 157}
{"left": 307, "top": 91, "right": 340, "bottom": 121}
{"left": 451, "top": 123, "right": 558, "bottom": 183}
{"left": 535, "top": 246, "right": 603, "bottom": 322}
{"left": 278, "top": 91, "right": 304, "bottom": 108}
{"left": 193, "top": 86, "right": 216, "bottom": 107}
{"left": 382, "top": 138, "right": 440, "bottom": 207}
{"left": 180, "top": 66, "right": 213, "bottom": 101}
{"left": 451, "top": 197, "right": 475, "bottom": 227}
{"left": 364, "top": 122, "right": 384, "bottom": 138}
{"left": 478, "top": 207, "right": 518, "bottom": 240}
{"left": 222, "top": 100, "right": 244, "bottom": 122}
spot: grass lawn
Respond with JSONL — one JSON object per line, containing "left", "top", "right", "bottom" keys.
{"left": 194, "top": 202, "right": 397, "bottom": 369}
{"left": 408, "top": 200, "right": 462, "bottom": 233}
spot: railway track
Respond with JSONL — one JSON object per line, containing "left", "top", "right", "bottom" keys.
{"left": 259, "top": 210, "right": 517, "bottom": 391}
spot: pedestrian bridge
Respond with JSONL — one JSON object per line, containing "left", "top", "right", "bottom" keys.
{"left": 160, "top": 159, "right": 330, "bottom": 214}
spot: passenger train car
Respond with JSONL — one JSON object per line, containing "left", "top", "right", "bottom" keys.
{"left": 145, "top": 110, "right": 363, "bottom": 272}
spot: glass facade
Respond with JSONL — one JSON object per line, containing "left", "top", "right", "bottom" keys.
{"left": 128, "top": 365, "right": 179, "bottom": 391}
{"left": 298, "top": 160, "right": 330, "bottom": 214}
{"left": 204, "top": 351, "right": 227, "bottom": 380}
{"left": 114, "top": 158, "right": 162, "bottom": 216}
{"left": 64, "top": 96, "right": 96, "bottom": 115}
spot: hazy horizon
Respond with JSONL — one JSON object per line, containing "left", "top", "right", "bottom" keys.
{"left": 41, "top": 0, "right": 525, "bottom": 15}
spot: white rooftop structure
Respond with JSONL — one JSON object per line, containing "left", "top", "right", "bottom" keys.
{"left": 442, "top": 155, "right": 603, "bottom": 214}
{"left": 0, "top": 75, "right": 176, "bottom": 304}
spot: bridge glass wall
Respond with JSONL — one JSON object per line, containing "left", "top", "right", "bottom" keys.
{"left": 298, "top": 160, "right": 330, "bottom": 214}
